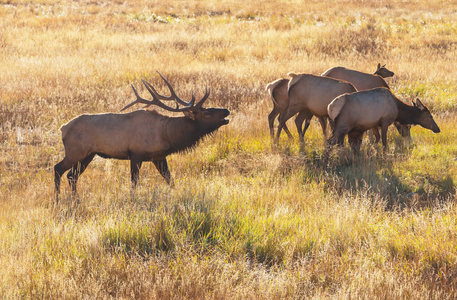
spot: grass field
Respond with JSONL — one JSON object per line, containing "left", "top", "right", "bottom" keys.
{"left": 1, "top": 0, "right": 457, "bottom": 298}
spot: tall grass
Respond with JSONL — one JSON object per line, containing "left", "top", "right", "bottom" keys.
{"left": 1, "top": 0, "right": 457, "bottom": 298}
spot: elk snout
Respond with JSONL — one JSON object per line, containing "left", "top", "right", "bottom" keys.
{"left": 222, "top": 109, "right": 230, "bottom": 124}
{"left": 210, "top": 108, "right": 230, "bottom": 125}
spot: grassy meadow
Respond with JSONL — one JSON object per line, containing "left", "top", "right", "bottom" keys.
{"left": 2, "top": 0, "right": 457, "bottom": 298}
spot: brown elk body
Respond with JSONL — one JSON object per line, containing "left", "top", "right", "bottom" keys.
{"left": 54, "top": 74, "right": 230, "bottom": 199}
{"left": 321, "top": 63, "right": 410, "bottom": 141}
{"left": 321, "top": 64, "right": 392, "bottom": 91}
{"left": 327, "top": 87, "right": 440, "bottom": 154}
{"left": 266, "top": 77, "right": 327, "bottom": 141}
{"left": 275, "top": 73, "right": 357, "bottom": 144}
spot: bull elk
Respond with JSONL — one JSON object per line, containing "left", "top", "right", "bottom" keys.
{"left": 54, "top": 73, "right": 230, "bottom": 200}
{"left": 326, "top": 87, "right": 440, "bottom": 155}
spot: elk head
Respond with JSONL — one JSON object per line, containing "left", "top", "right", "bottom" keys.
{"left": 121, "top": 72, "right": 230, "bottom": 131}
{"left": 412, "top": 98, "right": 440, "bottom": 133}
{"left": 375, "top": 63, "right": 395, "bottom": 78}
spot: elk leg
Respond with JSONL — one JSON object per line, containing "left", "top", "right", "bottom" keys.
{"left": 325, "top": 129, "right": 341, "bottom": 159}
{"left": 153, "top": 158, "right": 172, "bottom": 185}
{"left": 372, "top": 127, "right": 381, "bottom": 143}
{"left": 268, "top": 107, "right": 279, "bottom": 140}
{"left": 269, "top": 107, "right": 292, "bottom": 140}
{"left": 328, "top": 119, "right": 351, "bottom": 149}
{"left": 130, "top": 156, "right": 143, "bottom": 187}
{"left": 381, "top": 122, "right": 390, "bottom": 151}
{"left": 295, "top": 110, "right": 314, "bottom": 144}
{"left": 276, "top": 108, "right": 298, "bottom": 143}
{"left": 348, "top": 130, "right": 364, "bottom": 155}
{"left": 328, "top": 118, "right": 335, "bottom": 135}
{"left": 282, "top": 124, "right": 293, "bottom": 140}
{"left": 54, "top": 157, "right": 74, "bottom": 198}
{"left": 325, "top": 118, "right": 351, "bottom": 162}
{"left": 325, "top": 133, "right": 338, "bottom": 165}
{"left": 295, "top": 111, "right": 312, "bottom": 144}
{"left": 318, "top": 116, "right": 328, "bottom": 141}
{"left": 67, "top": 154, "right": 95, "bottom": 193}
{"left": 276, "top": 115, "right": 293, "bottom": 142}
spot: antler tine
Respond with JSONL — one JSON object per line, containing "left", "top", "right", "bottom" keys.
{"left": 156, "top": 71, "right": 193, "bottom": 106}
{"left": 141, "top": 79, "right": 172, "bottom": 103}
{"left": 141, "top": 79, "right": 195, "bottom": 112}
{"left": 142, "top": 79, "right": 189, "bottom": 104}
{"left": 122, "top": 82, "right": 194, "bottom": 113}
{"left": 121, "top": 84, "right": 155, "bottom": 111}
{"left": 141, "top": 80, "right": 170, "bottom": 101}
{"left": 195, "top": 87, "right": 211, "bottom": 107}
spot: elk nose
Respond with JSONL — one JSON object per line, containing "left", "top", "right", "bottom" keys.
{"left": 432, "top": 124, "right": 441, "bottom": 133}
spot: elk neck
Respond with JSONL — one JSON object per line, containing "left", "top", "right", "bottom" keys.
{"left": 395, "top": 99, "right": 421, "bottom": 125}
{"left": 163, "top": 116, "right": 217, "bottom": 154}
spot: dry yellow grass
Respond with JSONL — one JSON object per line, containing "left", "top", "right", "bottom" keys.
{"left": 1, "top": 0, "right": 457, "bottom": 298}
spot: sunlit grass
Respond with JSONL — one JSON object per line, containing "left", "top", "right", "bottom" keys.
{"left": 1, "top": 0, "right": 457, "bottom": 298}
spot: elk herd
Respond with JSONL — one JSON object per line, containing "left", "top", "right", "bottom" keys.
{"left": 54, "top": 65, "right": 440, "bottom": 200}
{"left": 267, "top": 63, "right": 440, "bottom": 155}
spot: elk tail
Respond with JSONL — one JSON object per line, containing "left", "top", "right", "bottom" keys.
{"left": 60, "top": 123, "right": 71, "bottom": 140}
{"left": 287, "top": 73, "right": 302, "bottom": 90}
{"left": 287, "top": 72, "right": 299, "bottom": 78}
{"left": 327, "top": 95, "right": 347, "bottom": 121}
{"left": 266, "top": 78, "right": 287, "bottom": 106}
{"left": 287, "top": 73, "right": 304, "bottom": 100}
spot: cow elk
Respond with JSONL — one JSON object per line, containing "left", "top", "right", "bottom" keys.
{"left": 322, "top": 63, "right": 410, "bottom": 141}
{"left": 266, "top": 77, "right": 327, "bottom": 142}
{"left": 321, "top": 63, "right": 392, "bottom": 91}
{"left": 326, "top": 87, "right": 440, "bottom": 156}
{"left": 275, "top": 73, "right": 357, "bottom": 144}
{"left": 54, "top": 73, "right": 230, "bottom": 201}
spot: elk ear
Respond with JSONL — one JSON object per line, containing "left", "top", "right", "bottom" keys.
{"left": 377, "top": 63, "right": 381, "bottom": 70}
{"left": 183, "top": 110, "right": 197, "bottom": 120}
{"left": 415, "top": 98, "right": 426, "bottom": 110}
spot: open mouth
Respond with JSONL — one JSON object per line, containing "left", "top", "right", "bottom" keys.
{"left": 222, "top": 110, "right": 230, "bottom": 125}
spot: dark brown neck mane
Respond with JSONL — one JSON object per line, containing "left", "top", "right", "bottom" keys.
{"left": 394, "top": 98, "right": 421, "bottom": 125}
{"left": 163, "top": 117, "right": 221, "bottom": 155}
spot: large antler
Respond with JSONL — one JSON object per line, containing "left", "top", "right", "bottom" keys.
{"left": 142, "top": 72, "right": 211, "bottom": 107}
{"left": 148, "top": 72, "right": 210, "bottom": 107}
{"left": 121, "top": 82, "right": 195, "bottom": 112}
{"left": 121, "top": 72, "right": 210, "bottom": 112}
{"left": 142, "top": 72, "right": 194, "bottom": 106}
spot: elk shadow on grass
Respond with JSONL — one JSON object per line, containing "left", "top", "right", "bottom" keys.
{"left": 308, "top": 137, "right": 455, "bottom": 210}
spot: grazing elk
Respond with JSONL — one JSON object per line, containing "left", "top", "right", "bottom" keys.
{"left": 275, "top": 73, "right": 357, "bottom": 144}
{"left": 266, "top": 77, "right": 327, "bottom": 141}
{"left": 321, "top": 63, "right": 393, "bottom": 90}
{"left": 322, "top": 63, "right": 410, "bottom": 141}
{"left": 54, "top": 73, "right": 230, "bottom": 200}
{"left": 326, "top": 87, "right": 440, "bottom": 155}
